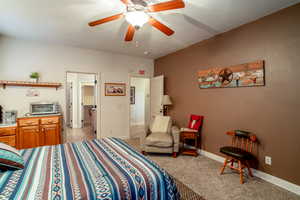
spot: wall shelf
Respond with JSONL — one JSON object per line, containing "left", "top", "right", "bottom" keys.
{"left": 0, "top": 81, "right": 62, "bottom": 90}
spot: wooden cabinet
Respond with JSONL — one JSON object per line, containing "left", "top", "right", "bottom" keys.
{"left": 0, "top": 126, "right": 17, "bottom": 147}
{"left": 18, "top": 118, "right": 39, "bottom": 127}
{"left": 41, "top": 117, "right": 59, "bottom": 125}
{"left": 17, "top": 115, "right": 61, "bottom": 149}
{"left": 40, "top": 124, "right": 60, "bottom": 146}
{"left": 18, "top": 126, "right": 40, "bottom": 149}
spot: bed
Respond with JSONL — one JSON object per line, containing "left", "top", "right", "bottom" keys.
{"left": 0, "top": 138, "right": 179, "bottom": 200}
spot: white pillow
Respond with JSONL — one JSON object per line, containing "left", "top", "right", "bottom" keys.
{"left": 150, "top": 116, "right": 171, "bottom": 133}
{"left": 190, "top": 120, "right": 197, "bottom": 129}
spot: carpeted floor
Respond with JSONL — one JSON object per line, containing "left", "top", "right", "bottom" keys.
{"left": 175, "top": 177, "right": 205, "bottom": 200}
{"left": 125, "top": 138, "right": 300, "bottom": 200}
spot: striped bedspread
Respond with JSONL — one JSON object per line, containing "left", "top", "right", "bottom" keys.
{"left": 0, "top": 138, "right": 179, "bottom": 200}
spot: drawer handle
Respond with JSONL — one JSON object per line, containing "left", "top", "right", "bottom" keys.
{"left": 26, "top": 121, "right": 35, "bottom": 125}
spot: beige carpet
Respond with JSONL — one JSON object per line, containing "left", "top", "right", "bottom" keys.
{"left": 125, "top": 138, "right": 300, "bottom": 200}
{"left": 175, "top": 177, "right": 205, "bottom": 200}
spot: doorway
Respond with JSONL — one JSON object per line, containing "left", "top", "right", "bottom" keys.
{"left": 129, "top": 77, "right": 150, "bottom": 139}
{"left": 66, "top": 72, "right": 98, "bottom": 143}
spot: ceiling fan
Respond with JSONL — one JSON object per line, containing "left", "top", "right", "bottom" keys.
{"left": 88, "top": 0, "right": 185, "bottom": 42}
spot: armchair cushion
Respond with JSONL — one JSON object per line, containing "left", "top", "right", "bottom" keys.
{"left": 145, "top": 132, "right": 173, "bottom": 148}
{"left": 150, "top": 116, "right": 171, "bottom": 133}
{"left": 171, "top": 126, "right": 180, "bottom": 153}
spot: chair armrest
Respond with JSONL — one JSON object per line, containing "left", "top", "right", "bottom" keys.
{"left": 171, "top": 126, "right": 180, "bottom": 153}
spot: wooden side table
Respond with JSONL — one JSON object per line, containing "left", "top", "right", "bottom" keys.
{"left": 180, "top": 131, "right": 199, "bottom": 156}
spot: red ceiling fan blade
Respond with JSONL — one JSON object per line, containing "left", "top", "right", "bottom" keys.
{"left": 120, "top": 0, "right": 129, "bottom": 5}
{"left": 147, "top": 0, "right": 185, "bottom": 12}
{"left": 89, "top": 13, "right": 124, "bottom": 27}
{"left": 125, "top": 25, "right": 135, "bottom": 41}
{"left": 148, "top": 18, "right": 174, "bottom": 36}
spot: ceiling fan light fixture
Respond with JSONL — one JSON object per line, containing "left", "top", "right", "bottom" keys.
{"left": 125, "top": 11, "right": 149, "bottom": 29}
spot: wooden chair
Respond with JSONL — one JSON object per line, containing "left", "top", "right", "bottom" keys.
{"left": 180, "top": 115, "right": 204, "bottom": 156}
{"left": 219, "top": 130, "right": 257, "bottom": 184}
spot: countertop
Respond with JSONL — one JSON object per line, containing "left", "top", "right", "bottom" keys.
{"left": 0, "top": 114, "right": 62, "bottom": 127}
{"left": 19, "top": 113, "right": 62, "bottom": 119}
{"left": 0, "top": 123, "right": 17, "bottom": 128}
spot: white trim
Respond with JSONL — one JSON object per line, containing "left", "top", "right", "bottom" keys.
{"left": 65, "top": 71, "right": 101, "bottom": 140}
{"left": 131, "top": 123, "right": 145, "bottom": 126}
{"left": 199, "top": 149, "right": 225, "bottom": 163}
{"left": 198, "top": 149, "right": 300, "bottom": 196}
{"left": 252, "top": 169, "right": 300, "bottom": 196}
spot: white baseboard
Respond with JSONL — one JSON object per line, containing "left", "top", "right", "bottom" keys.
{"left": 199, "top": 149, "right": 225, "bottom": 163}
{"left": 130, "top": 123, "right": 145, "bottom": 126}
{"left": 198, "top": 149, "right": 300, "bottom": 196}
{"left": 251, "top": 169, "right": 300, "bottom": 195}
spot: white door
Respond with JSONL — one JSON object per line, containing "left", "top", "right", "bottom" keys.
{"left": 150, "top": 75, "right": 164, "bottom": 120}
{"left": 144, "top": 78, "right": 151, "bottom": 127}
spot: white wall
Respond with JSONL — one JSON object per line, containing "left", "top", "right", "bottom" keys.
{"left": 0, "top": 36, "right": 154, "bottom": 140}
{"left": 130, "top": 77, "right": 150, "bottom": 126}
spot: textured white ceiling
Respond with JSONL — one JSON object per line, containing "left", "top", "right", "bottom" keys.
{"left": 1, "top": 0, "right": 299, "bottom": 58}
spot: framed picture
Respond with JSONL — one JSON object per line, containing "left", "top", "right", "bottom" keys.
{"left": 198, "top": 60, "right": 265, "bottom": 89}
{"left": 105, "top": 83, "right": 126, "bottom": 96}
{"left": 130, "top": 86, "right": 135, "bottom": 104}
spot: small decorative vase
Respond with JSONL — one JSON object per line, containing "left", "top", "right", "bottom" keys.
{"left": 30, "top": 78, "right": 38, "bottom": 83}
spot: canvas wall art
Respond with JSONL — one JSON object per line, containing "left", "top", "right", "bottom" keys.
{"left": 198, "top": 60, "right": 265, "bottom": 89}
{"left": 105, "top": 83, "right": 126, "bottom": 96}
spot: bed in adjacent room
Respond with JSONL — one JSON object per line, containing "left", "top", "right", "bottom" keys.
{"left": 0, "top": 138, "right": 179, "bottom": 200}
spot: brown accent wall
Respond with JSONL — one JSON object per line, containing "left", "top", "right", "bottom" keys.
{"left": 155, "top": 4, "right": 300, "bottom": 185}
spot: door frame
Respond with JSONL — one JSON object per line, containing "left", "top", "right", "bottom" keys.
{"left": 79, "top": 81, "right": 95, "bottom": 128}
{"left": 66, "top": 82, "right": 73, "bottom": 128}
{"left": 65, "top": 71, "right": 101, "bottom": 141}
{"left": 128, "top": 74, "right": 151, "bottom": 138}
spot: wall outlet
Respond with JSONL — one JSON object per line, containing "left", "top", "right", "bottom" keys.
{"left": 265, "top": 156, "right": 272, "bottom": 165}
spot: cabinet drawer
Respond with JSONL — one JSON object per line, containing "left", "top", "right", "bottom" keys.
{"left": 19, "top": 126, "right": 40, "bottom": 132}
{"left": 41, "top": 117, "right": 59, "bottom": 125}
{"left": 18, "top": 118, "right": 39, "bottom": 126}
{"left": 0, "top": 127, "right": 17, "bottom": 136}
{"left": 0, "top": 135, "right": 16, "bottom": 147}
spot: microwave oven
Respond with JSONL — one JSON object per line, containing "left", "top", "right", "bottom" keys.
{"left": 30, "top": 102, "right": 60, "bottom": 115}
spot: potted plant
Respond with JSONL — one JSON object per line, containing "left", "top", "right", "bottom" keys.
{"left": 29, "top": 72, "right": 39, "bottom": 83}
